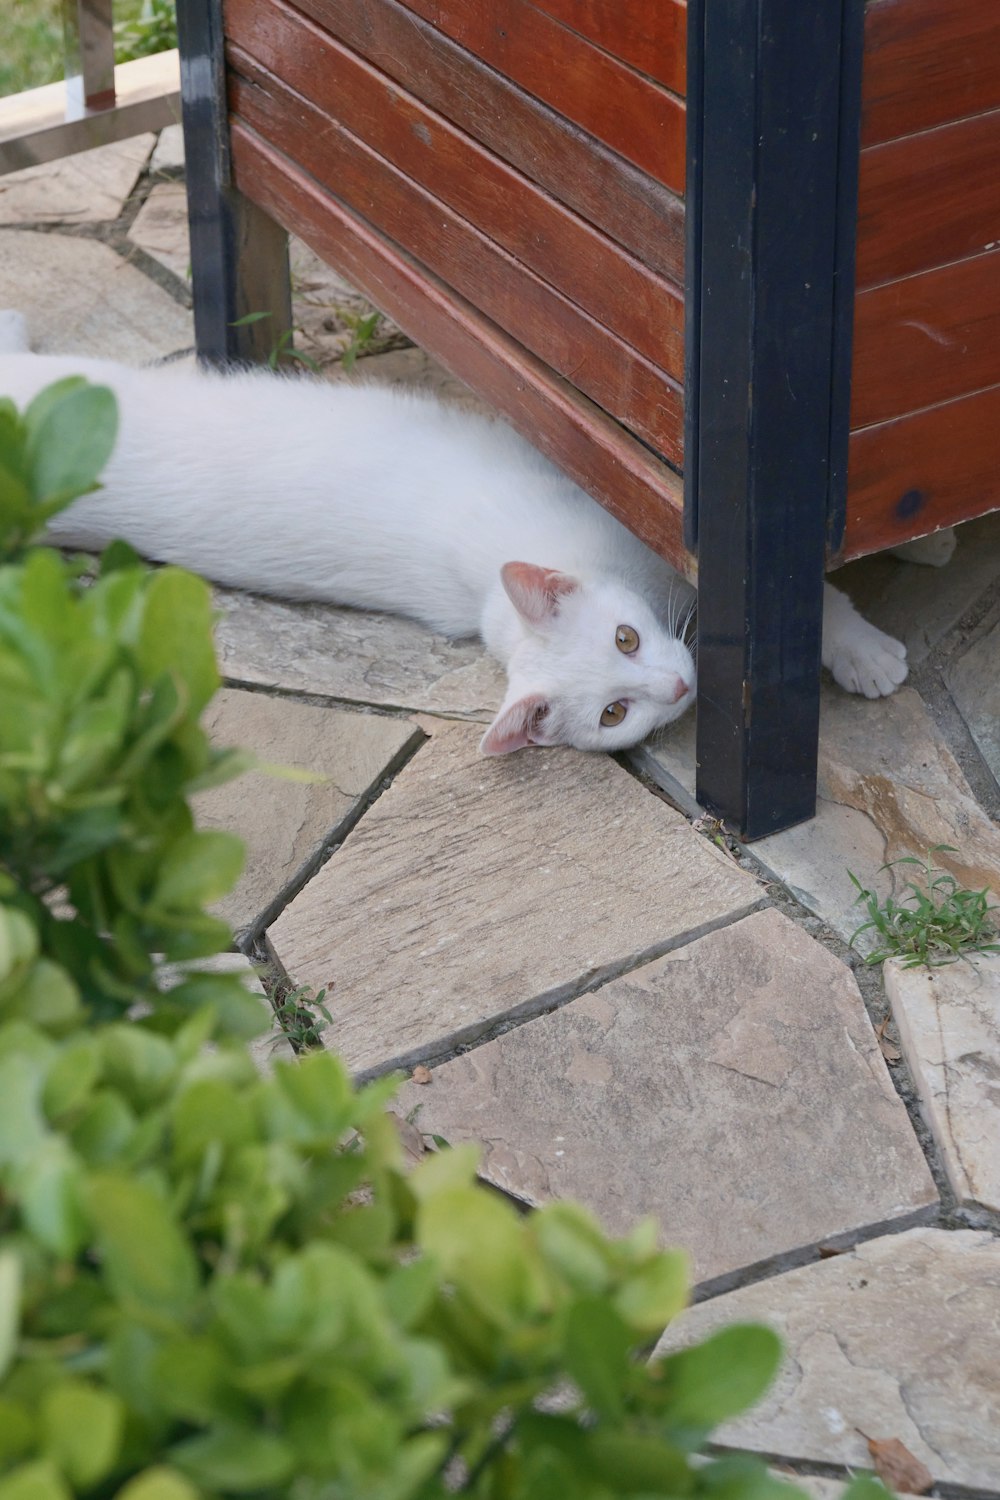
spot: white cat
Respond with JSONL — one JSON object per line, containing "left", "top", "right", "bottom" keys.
{"left": 0, "top": 309, "right": 911, "bottom": 755}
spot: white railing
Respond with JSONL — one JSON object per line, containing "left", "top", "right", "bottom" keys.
{"left": 0, "top": 0, "right": 180, "bottom": 176}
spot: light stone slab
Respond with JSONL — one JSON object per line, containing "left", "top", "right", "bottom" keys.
{"left": 642, "top": 686, "right": 1000, "bottom": 947}
{"left": 150, "top": 123, "right": 185, "bottom": 173}
{"left": 268, "top": 722, "right": 763, "bottom": 1076}
{"left": 885, "top": 951, "right": 1000, "bottom": 1212}
{"left": 395, "top": 908, "right": 936, "bottom": 1282}
{"left": 213, "top": 586, "right": 506, "bottom": 720}
{"left": 654, "top": 1227, "right": 1000, "bottom": 1491}
{"left": 0, "top": 135, "right": 154, "bottom": 224}
{"left": 0, "top": 229, "right": 192, "bottom": 361}
{"left": 127, "top": 179, "right": 189, "bottom": 280}
{"left": 195, "top": 688, "right": 421, "bottom": 933}
{"left": 947, "top": 612, "right": 1000, "bottom": 787}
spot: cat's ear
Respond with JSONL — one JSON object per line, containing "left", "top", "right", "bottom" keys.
{"left": 480, "top": 692, "right": 550, "bottom": 755}
{"left": 500, "top": 562, "right": 579, "bottom": 626}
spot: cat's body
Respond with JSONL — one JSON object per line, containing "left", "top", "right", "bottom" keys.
{"left": 0, "top": 309, "right": 911, "bottom": 754}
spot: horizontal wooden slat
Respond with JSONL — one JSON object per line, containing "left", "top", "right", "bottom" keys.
{"left": 286, "top": 0, "right": 684, "bottom": 280}
{"left": 851, "top": 248, "right": 1000, "bottom": 429}
{"left": 862, "top": 0, "right": 1000, "bottom": 146}
{"left": 855, "top": 107, "right": 1000, "bottom": 288}
{"left": 844, "top": 382, "right": 1000, "bottom": 558}
{"left": 396, "top": 0, "right": 684, "bottom": 190}
{"left": 229, "top": 120, "right": 688, "bottom": 571}
{"left": 230, "top": 63, "right": 683, "bottom": 460}
{"left": 527, "top": 0, "right": 686, "bottom": 94}
{"left": 225, "top": 0, "right": 683, "bottom": 373}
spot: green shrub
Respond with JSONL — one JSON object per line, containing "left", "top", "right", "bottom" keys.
{"left": 0, "top": 381, "right": 881, "bottom": 1500}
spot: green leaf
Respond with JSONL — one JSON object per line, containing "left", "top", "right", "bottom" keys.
{"left": 562, "top": 1297, "right": 631, "bottom": 1420}
{"left": 170, "top": 1079, "right": 255, "bottom": 1167}
{"left": 16, "top": 1137, "right": 88, "bottom": 1258}
{"left": 169, "top": 1428, "right": 295, "bottom": 1493}
{"left": 0, "top": 1398, "right": 35, "bottom": 1468}
{"left": 656, "top": 1324, "right": 783, "bottom": 1432}
{"left": 113, "top": 1468, "right": 202, "bottom": 1500}
{"left": 42, "top": 1037, "right": 101, "bottom": 1120}
{"left": 586, "top": 1430, "right": 692, "bottom": 1493}
{"left": 0, "top": 1251, "right": 21, "bottom": 1381}
{"left": 418, "top": 1185, "right": 549, "bottom": 1325}
{"left": 40, "top": 1381, "right": 125, "bottom": 1487}
{"left": 136, "top": 569, "right": 219, "bottom": 715}
{"left": 613, "top": 1247, "right": 690, "bottom": 1333}
{"left": 0, "top": 1054, "right": 48, "bottom": 1168}
{"left": 153, "top": 830, "right": 245, "bottom": 912}
{"left": 84, "top": 1171, "right": 200, "bottom": 1315}
{"left": 25, "top": 381, "right": 118, "bottom": 511}
{"left": 0, "top": 1461, "right": 73, "bottom": 1500}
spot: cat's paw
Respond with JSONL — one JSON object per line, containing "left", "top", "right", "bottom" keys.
{"left": 889, "top": 528, "right": 957, "bottom": 568}
{"left": 827, "top": 625, "right": 908, "bottom": 698}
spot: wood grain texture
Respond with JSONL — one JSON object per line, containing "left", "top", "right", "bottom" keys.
{"left": 851, "top": 249, "right": 1000, "bottom": 429}
{"left": 229, "top": 65, "right": 682, "bottom": 458}
{"left": 393, "top": 0, "right": 685, "bottom": 190}
{"left": 862, "top": 0, "right": 1000, "bottom": 146}
{"left": 225, "top": 0, "right": 683, "bottom": 371}
{"left": 856, "top": 107, "right": 1000, "bottom": 288}
{"left": 845, "top": 383, "right": 1000, "bottom": 559}
{"left": 527, "top": 0, "right": 686, "bottom": 94}
{"left": 229, "top": 121, "right": 688, "bottom": 571}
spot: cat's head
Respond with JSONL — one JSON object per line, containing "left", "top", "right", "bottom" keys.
{"left": 480, "top": 561, "right": 695, "bottom": 755}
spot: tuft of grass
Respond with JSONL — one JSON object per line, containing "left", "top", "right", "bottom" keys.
{"left": 271, "top": 981, "right": 333, "bottom": 1051}
{"left": 849, "top": 844, "right": 1000, "bottom": 968}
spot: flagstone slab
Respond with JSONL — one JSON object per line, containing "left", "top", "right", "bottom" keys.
{"left": 127, "top": 179, "right": 189, "bottom": 280}
{"left": 213, "top": 586, "right": 506, "bottom": 720}
{"left": 150, "top": 124, "right": 185, "bottom": 173}
{"left": 195, "top": 688, "right": 420, "bottom": 933}
{"left": 885, "top": 952, "right": 1000, "bottom": 1213}
{"left": 0, "top": 229, "right": 192, "bottom": 361}
{"left": 0, "top": 134, "right": 154, "bottom": 224}
{"left": 268, "top": 722, "right": 762, "bottom": 1076}
{"left": 642, "top": 686, "right": 1000, "bottom": 948}
{"left": 946, "top": 610, "right": 1000, "bottom": 788}
{"left": 395, "top": 908, "right": 935, "bottom": 1282}
{"left": 654, "top": 1228, "right": 1000, "bottom": 1491}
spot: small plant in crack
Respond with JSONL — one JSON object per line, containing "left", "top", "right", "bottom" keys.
{"left": 848, "top": 845, "right": 1000, "bottom": 967}
{"left": 272, "top": 981, "right": 334, "bottom": 1050}
{"left": 230, "top": 311, "right": 321, "bottom": 372}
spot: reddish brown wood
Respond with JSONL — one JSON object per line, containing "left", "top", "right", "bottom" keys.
{"left": 225, "top": 0, "right": 683, "bottom": 372}
{"left": 851, "top": 248, "right": 1000, "bottom": 429}
{"left": 229, "top": 121, "right": 689, "bottom": 570}
{"left": 855, "top": 107, "right": 1000, "bottom": 288}
{"left": 280, "top": 0, "right": 685, "bottom": 280}
{"left": 390, "top": 0, "right": 685, "bottom": 190}
{"left": 527, "top": 0, "right": 686, "bottom": 95}
{"left": 230, "top": 68, "right": 683, "bottom": 460}
{"left": 862, "top": 0, "right": 1000, "bottom": 146}
{"left": 844, "top": 382, "right": 1000, "bottom": 558}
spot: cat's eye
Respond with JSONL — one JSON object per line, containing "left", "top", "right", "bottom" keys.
{"left": 600, "top": 700, "right": 628, "bottom": 727}
{"left": 615, "top": 625, "right": 640, "bottom": 654}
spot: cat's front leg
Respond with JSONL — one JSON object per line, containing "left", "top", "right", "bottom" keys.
{"left": 821, "top": 582, "right": 908, "bottom": 697}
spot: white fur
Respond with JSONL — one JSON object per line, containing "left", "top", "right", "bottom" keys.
{"left": 0, "top": 318, "right": 909, "bottom": 752}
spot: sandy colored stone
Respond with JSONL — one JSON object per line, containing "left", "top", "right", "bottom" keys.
{"left": 655, "top": 1227, "right": 1000, "bottom": 1490}
{"left": 886, "top": 951, "right": 1000, "bottom": 1212}
{"left": 268, "top": 722, "right": 762, "bottom": 1076}
{"left": 195, "top": 688, "right": 420, "bottom": 933}
{"left": 127, "top": 180, "right": 190, "bottom": 280}
{"left": 0, "top": 230, "right": 192, "bottom": 361}
{"left": 150, "top": 123, "right": 185, "bottom": 173}
{"left": 0, "top": 135, "right": 154, "bottom": 224}
{"left": 213, "top": 586, "right": 506, "bottom": 720}
{"left": 947, "top": 611, "right": 1000, "bottom": 786}
{"left": 396, "top": 908, "right": 935, "bottom": 1282}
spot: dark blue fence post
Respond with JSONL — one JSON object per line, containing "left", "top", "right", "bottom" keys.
{"left": 686, "top": 0, "right": 865, "bottom": 839}
{"left": 175, "top": 0, "right": 291, "bottom": 366}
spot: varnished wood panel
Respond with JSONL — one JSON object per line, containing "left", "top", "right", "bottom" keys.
{"left": 862, "top": 0, "right": 1000, "bottom": 146}
{"left": 230, "top": 66, "right": 683, "bottom": 460}
{"left": 284, "top": 0, "right": 685, "bottom": 279}
{"left": 851, "top": 249, "right": 1000, "bottom": 429}
{"left": 845, "top": 382, "right": 1000, "bottom": 558}
{"left": 855, "top": 107, "right": 1000, "bottom": 288}
{"left": 527, "top": 0, "right": 686, "bottom": 95}
{"left": 229, "top": 121, "right": 688, "bottom": 570}
{"left": 395, "top": 0, "right": 685, "bottom": 190}
{"left": 225, "top": 0, "right": 683, "bottom": 372}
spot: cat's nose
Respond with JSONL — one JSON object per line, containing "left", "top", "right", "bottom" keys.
{"left": 669, "top": 676, "right": 692, "bottom": 704}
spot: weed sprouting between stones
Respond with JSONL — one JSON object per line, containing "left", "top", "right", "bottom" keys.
{"left": 849, "top": 845, "right": 1000, "bottom": 967}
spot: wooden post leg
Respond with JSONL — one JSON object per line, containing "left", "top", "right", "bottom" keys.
{"left": 175, "top": 0, "right": 291, "bottom": 367}
{"left": 685, "top": 0, "right": 864, "bottom": 840}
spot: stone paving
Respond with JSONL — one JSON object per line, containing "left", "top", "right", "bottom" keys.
{"left": 2, "top": 127, "right": 999, "bottom": 1494}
